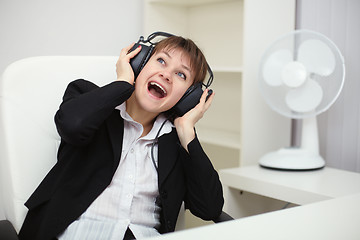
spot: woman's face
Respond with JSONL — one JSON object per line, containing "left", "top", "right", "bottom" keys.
{"left": 133, "top": 47, "right": 194, "bottom": 114}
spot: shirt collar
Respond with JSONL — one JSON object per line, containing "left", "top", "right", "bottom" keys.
{"left": 116, "top": 103, "right": 173, "bottom": 140}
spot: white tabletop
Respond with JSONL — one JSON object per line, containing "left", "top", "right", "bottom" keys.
{"left": 219, "top": 165, "right": 360, "bottom": 205}
{"left": 145, "top": 193, "right": 360, "bottom": 240}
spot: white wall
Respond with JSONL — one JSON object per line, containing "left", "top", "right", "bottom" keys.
{"left": 296, "top": 0, "right": 360, "bottom": 172}
{"left": 0, "top": 0, "right": 143, "bottom": 221}
{"left": 0, "top": 0, "right": 143, "bottom": 75}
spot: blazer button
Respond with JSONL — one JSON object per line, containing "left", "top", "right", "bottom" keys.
{"left": 161, "top": 190, "right": 168, "bottom": 199}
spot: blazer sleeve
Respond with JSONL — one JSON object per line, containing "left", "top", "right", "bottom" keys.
{"left": 55, "top": 79, "right": 134, "bottom": 146}
{"left": 181, "top": 136, "right": 224, "bottom": 220}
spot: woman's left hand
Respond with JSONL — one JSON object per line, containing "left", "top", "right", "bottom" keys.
{"left": 174, "top": 88, "right": 214, "bottom": 151}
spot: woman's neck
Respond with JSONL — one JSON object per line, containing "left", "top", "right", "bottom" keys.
{"left": 126, "top": 95, "right": 158, "bottom": 137}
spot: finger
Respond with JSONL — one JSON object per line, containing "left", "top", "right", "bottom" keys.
{"left": 119, "top": 42, "right": 134, "bottom": 56}
{"left": 188, "top": 89, "right": 212, "bottom": 118}
{"left": 198, "top": 88, "right": 209, "bottom": 105}
{"left": 119, "top": 42, "right": 139, "bottom": 59}
{"left": 200, "top": 88, "right": 214, "bottom": 104}
{"left": 127, "top": 44, "right": 142, "bottom": 59}
{"left": 117, "top": 43, "right": 141, "bottom": 66}
{"left": 205, "top": 89, "right": 215, "bottom": 105}
{"left": 124, "top": 42, "right": 136, "bottom": 53}
{"left": 201, "top": 89, "right": 214, "bottom": 111}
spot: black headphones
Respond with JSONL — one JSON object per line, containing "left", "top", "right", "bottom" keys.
{"left": 129, "top": 31, "right": 214, "bottom": 117}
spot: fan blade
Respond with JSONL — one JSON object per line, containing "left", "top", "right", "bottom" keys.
{"left": 282, "top": 61, "right": 307, "bottom": 88}
{"left": 285, "top": 79, "right": 323, "bottom": 113}
{"left": 263, "top": 49, "right": 292, "bottom": 86}
{"left": 298, "top": 39, "right": 336, "bottom": 76}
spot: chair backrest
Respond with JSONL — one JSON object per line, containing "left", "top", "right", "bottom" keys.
{"left": 0, "top": 56, "right": 118, "bottom": 231}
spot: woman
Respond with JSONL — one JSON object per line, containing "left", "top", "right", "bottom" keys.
{"left": 19, "top": 35, "right": 224, "bottom": 240}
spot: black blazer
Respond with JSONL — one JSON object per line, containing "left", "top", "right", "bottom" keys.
{"left": 18, "top": 79, "right": 224, "bottom": 240}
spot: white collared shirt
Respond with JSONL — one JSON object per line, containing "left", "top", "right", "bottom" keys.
{"left": 58, "top": 103, "right": 173, "bottom": 240}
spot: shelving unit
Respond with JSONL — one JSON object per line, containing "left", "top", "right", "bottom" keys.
{"left": 144, "top": 0, "right": 296, "bottom": 229}
{"left": 144, "top": 0, "right": 295, "bottom": 169}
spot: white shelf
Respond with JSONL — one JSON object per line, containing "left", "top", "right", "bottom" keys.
{"left": 196, "top": 126, "right": 241, "bottom": 150}
{"left": 212, "top": 66, "right": 243, "bottom": 73}
{"left": 148, "top": 0, "right": 239, "bottom": 7}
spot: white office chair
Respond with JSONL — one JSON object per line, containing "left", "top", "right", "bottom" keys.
{"left": 0, "top": 56, "right": 232, "bottom": 239}
{"left": 0, "top": 56, "right": 119, "bottom": 236}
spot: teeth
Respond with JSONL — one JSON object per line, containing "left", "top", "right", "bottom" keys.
{"left": 150, "top": 82, "right": 166, "bottom": 94}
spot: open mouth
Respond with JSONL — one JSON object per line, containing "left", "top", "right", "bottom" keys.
{"left": 148, "top": 82, "right": 167, "bottom": 98}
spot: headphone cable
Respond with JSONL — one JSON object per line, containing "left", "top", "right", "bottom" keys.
{"left": 150, "top": 118, "right": 169, "bottom": 172}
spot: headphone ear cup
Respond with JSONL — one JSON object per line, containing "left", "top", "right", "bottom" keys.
{"left": 129, "top": 43, "right": 153, "bottom": 79}
{"left": 172, "top": 83, "right": 203, "bottom": 117}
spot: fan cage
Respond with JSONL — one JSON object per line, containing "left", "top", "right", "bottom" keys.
{"left": 258, "top": 29, "right": 345, "bottom": 119}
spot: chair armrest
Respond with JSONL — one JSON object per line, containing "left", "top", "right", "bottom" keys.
{"left": 213, "top": 211, "right": 234, "bottom": 223}
{"left": 0, "top": 220, "right": 19, "bottom": 240}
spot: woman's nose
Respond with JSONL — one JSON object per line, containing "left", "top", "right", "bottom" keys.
{"left": 160, "top": 71, "right": 171, "bottom": 82}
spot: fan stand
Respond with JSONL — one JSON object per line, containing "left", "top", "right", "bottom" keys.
{"left": 259, "top": 117, "right": 325, "bottom": 171}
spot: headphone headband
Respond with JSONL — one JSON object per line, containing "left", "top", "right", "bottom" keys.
{"left": 147, "top": 31, "right": 174, "bottom": 43}
{"left": 138, "top": 32, "right": 174, "bottom": 45}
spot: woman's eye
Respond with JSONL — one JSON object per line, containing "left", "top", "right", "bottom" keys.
{"left": 176, "top": 72, "right": 186, "bottom": 80}
{"left": 157, "top": 58, "right": 165, "bottom": 65}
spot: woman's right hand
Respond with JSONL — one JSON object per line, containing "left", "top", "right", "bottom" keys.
{"left": 116, "top": 42, "right": 142, "bottom": 85}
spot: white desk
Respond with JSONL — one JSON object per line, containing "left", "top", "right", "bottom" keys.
{"left": 220, "top": 165, "right": 360, "bottom": 205}
{"left": 145, "top": 166, "right": 360, "bottom": 239}
{"left": 146, "top": 193, "right": 360, "bottom": 240}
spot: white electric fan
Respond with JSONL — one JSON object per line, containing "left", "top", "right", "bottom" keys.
{"left": 258, "top": 29, "right": 345, "bottom": 170}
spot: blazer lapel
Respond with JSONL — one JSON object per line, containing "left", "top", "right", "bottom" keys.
{"left": 106, "top": 109, "right": 124, "bottom": 171}
{"left": 157, "top": 129, "right": 180, "bottom": 187}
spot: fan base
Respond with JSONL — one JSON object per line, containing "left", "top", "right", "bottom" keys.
{"left": 259, "top": 147, "right": 325, "bottom": 171}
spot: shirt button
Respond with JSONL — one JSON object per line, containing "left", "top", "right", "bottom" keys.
{"left": 126, "top": 194, "right": 132, "bottom": 198}
{"left": 130, "top": 148, "right": 134, "bottom": 153}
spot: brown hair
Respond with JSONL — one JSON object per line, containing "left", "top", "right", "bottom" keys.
{"left": 152, "top": 36, "right": 208, "bottom": 85}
